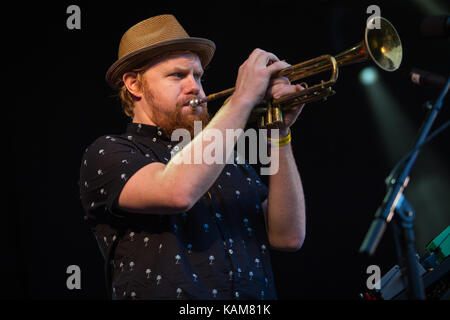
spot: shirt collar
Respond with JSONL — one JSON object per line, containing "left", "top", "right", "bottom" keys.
{"left": 126, "top": 122, "right": 171, "bottom": 141}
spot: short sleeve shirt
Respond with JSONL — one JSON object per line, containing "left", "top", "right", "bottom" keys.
{"left": 79, "top": 123, "right": 277, "bottom": 300}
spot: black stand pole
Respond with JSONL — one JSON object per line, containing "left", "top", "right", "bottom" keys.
{"left": 392, "top": 195, "right": 424, "bottom": 299}
{"left": 359, "top": 77, "right": 450, "bottom": 299}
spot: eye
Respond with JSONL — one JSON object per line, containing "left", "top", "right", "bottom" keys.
{"left": 195, "top": 73, "right": 204, "bottom": 83}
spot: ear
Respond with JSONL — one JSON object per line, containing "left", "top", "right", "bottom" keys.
{"left": 122, "top": 72, "right": 143, "bottom": 99}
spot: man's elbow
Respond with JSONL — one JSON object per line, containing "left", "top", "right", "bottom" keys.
{"left": 171, "top": 193, "right": 196, "bottom": 212}
{"left": 290, "top": 236, "right": 305, "bottom": 251}
{"left": 269, "top": 234, "right": 305, "bottom": 252}
{"left": 161, "top": 178, "right": 198, "bottom": 213}
{"left": 284, "top": 236, "right": 305, "bottom": 252}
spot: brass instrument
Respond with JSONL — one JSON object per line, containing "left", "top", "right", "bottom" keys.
{"left": 189, "top": 17, "right": 402, "bottom": 128}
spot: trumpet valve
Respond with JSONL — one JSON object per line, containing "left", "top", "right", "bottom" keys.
{"left": 264, "top": 103, "right": 283, "bottom": 129}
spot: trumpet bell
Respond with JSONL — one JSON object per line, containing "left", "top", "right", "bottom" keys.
{"left": 365, "top": 17, "right": 402, "bottom": 72}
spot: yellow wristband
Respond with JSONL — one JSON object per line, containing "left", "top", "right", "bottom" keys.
{"left": 268, "top": 130, "right": 291, "bottom": 147}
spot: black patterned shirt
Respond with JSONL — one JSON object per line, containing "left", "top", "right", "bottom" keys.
{"left": 79, "top": 122, "right": 277, "bottom": 300}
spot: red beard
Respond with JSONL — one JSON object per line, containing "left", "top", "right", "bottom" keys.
{"left": 143, "top": 87, "right": 211, "bottom": 139}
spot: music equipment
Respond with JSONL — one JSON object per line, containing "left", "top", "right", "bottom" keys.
{"left": 189, "top": 17, "right": 403, "bottom": 128}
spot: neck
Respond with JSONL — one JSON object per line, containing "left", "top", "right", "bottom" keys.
{"left": 132, "top": 106, "right": 157, "bottom": 126}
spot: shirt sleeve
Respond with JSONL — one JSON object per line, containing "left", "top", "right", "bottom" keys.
{"left": 79, "top": 135, "right": 157, "bottom": 217}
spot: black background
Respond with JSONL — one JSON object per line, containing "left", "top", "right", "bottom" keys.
{"left": 6, "top": 0, "right": 450, "bottom": 299}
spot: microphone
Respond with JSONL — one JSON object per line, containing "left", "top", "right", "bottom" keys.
{"left": 410, "top": 68, "right": 447, "bottom": 89}
{"left": 420, "top": 15, "right": 450, "bottom": 38}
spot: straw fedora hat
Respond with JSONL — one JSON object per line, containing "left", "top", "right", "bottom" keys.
{"left": 105, "top": 14, "right": 216, "bottom": 90}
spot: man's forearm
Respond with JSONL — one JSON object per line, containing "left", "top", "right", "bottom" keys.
{"left": 266, "top": 141, "right": 306, "bottom": 250}
{"left": 163, "top": 98, "right": 252, "bottom": 208}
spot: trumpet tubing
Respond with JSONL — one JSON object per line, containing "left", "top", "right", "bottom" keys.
{"left": 190, "top": 17, "right": 402, "bottom": 128}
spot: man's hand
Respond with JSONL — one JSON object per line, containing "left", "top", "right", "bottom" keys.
{"left": 231, "top": 49, "right": 290, "bottom": 110}
{"left": 230, "top": 50, "right": 305, "bottom": 135}
{"left": 266, "top": 73, "right": 305, "bottom": 136}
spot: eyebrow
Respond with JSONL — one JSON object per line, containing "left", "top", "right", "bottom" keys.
{"left": 170, "top": 66, "right": 204, "bottom": 76}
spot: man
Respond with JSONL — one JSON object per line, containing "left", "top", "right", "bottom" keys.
{"left": 80, "top": 14, "right": 305, "bottom": 300}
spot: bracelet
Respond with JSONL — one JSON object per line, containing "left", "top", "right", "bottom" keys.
{"left": 268, "top": 129, "right": 291, "bottom": 147}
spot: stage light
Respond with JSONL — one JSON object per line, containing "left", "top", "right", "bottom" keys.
{"left": 359, "top": 66, "right": 378, "bottom": 86}
{"left": 411, "top": 0, "right": 448, "bottom": 15}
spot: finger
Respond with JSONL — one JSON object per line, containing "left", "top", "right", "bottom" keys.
{"left": 269, "top": 76, "right": 290, "bottom": 87}
{"left": 272, "top": 85, "right": 300, "bottom": 99}
{"left": 270, "top": 80, "right": 306, "bottom": 98}
{"left": 252, "top": 51, "right": 283, "bottom": 70}
{"left": 272, "top": 60, "right": 290, "bottom": 69}
{"left": 267, "top": 84, "right": 292, "bottom": 99}
{"left": 266, "top": 60, "right": 290, "bottom": 76}
{"left": 274, "top": 83, "right": 305, "bottom": 97}
{"left": 260, "top": 51, "right": 281, "bottom": 66}
{"left": 246, "top": 48, "right": 269, "bottom": 64}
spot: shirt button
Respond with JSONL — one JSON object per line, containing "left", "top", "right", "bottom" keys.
{"left": 157, "top": 130, "right": 162, "bottom": 136}
{"left": 152, "top": 137, "right": 157, "bottom": 142}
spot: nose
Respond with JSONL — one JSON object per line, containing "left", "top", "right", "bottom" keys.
{"left": 184, "top": 74, "right": 201, "bottom": 96}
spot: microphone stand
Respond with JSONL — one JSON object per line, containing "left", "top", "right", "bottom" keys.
{"left": 359, "top": 77, "right": 450, "bottom": 299}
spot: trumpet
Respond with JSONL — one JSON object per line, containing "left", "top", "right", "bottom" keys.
{"left": 189, "top": 17, "right": 402, "bottom": 128}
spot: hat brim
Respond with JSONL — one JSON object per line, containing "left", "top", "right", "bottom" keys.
{"left": 105, "top": 37, "right": 215, "bottom": 90}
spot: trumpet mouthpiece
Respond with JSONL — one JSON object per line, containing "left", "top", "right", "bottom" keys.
{"left": 189, "top": 98, "right": 204, "bottom": 109}
{"left": 189, "top": 99, "right": 199, "bottom": 109}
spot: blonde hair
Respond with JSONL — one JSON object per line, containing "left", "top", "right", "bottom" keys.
{"left": 115, "top": 50, "right": 199, "bottom": 118}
